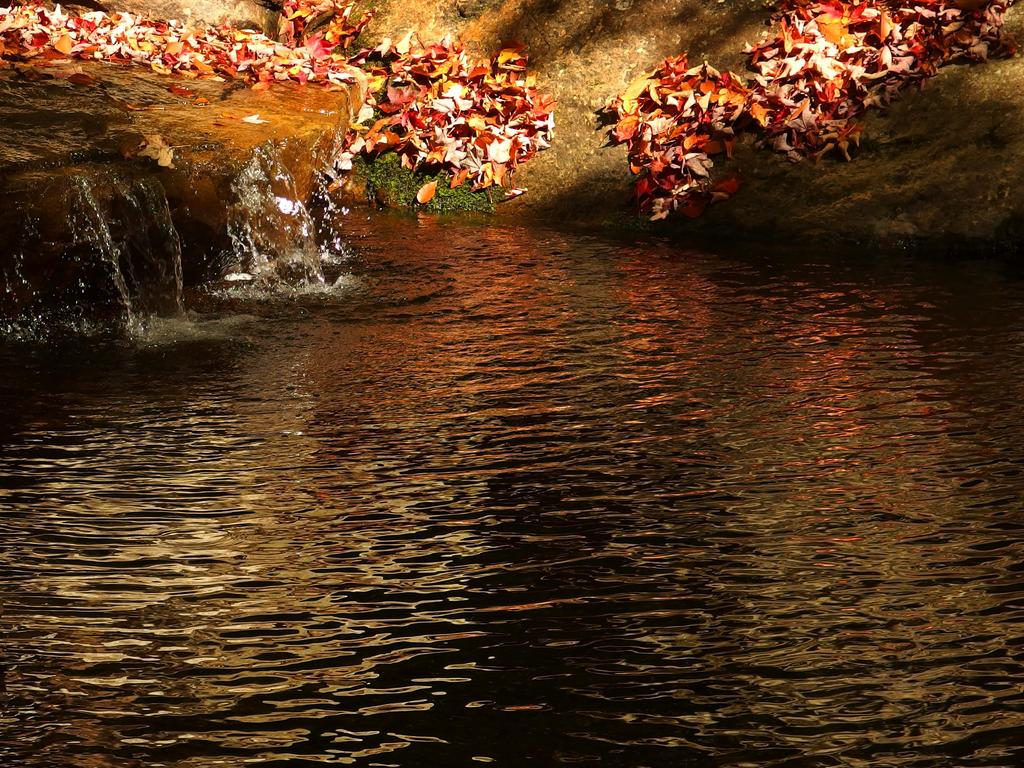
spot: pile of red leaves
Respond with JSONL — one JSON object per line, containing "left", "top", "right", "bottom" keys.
{"left": 339, "top": 37, "right": 556, "bottom": 197}
{"left": 0, "top": 2, "right": 555, "bottom": 200}
{"left": 607, "top": 56, "right": 749, "bottom": 220}
{"left": 746, "top": 0, "right": 1015, "bottom": 160}
{"left": 609, "top": 0, "right": 1015, "bottom": 220}
{"left": 0, "top": 1, "right": 362, "bottom": 89}
{"left": 279, "top": 0, "right": 373, "bottom": 52}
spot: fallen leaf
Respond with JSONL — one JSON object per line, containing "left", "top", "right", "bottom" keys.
{"left": 0, "top": 1, "right": 553, "bottom": 204}
{"left": 53, "top": 33, "right": 73, "bottom": 56}
{"left": 416, "top": 180, "right": 437, "bottom": 204}
{"left": 619, "top": 71, "right": 653, "bottom": 112}
{"left": 136, "top": 133, "right": 175, "bottom": 168}
{"left": 66, "top": 72, "right": 98, "bottom": 86}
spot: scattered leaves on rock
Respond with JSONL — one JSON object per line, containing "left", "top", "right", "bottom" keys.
{"left": 0, "top": 1, "right": 362, "bottom": 89}
{"left": 280, "top": 0, "right": 373, "bottom": 52}
{"left": 609, "top": 0, "right": 1015, "bottom": 220}
{"left": 0, "top": 1, "right": 555, "bottom": 203}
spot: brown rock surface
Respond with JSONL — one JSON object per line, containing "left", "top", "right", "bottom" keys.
{"left": 363, "top": 0, "right": 1024, "bottom": 251}
{"left": 0, "top": 59, "right": 356, "bottom": 329}
{"left": 84, "top": 0, "right": 279, "bottom": 33}
{"left": 8, "top": 0, "right": 1024, "bottom": 261}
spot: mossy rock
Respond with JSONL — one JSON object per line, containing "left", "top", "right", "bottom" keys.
{"left": 355, "top": 153, "right": 497, "bottom": 214}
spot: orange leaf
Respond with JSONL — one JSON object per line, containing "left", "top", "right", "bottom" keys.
{"left": 620, "top": 71, "right": 653, "bottom": 113}
{"left": 816, "top": 17, "right": 851, "bottom": 47}
{"left": 53, "top": 34, "right": 73, "bottom": 56}
{"left": 749, "top": 102, "right": 770, "bottom": 127}
{"left": 879, "top": 11, "right": 894, "bottom": 40}
{"left": 416, "top": 180, "right": 437, "bottom": 204}
{"left": 679, "top": 197, "right": 708, "bottom": 218}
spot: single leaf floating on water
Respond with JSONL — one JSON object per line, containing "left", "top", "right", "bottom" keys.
{"left": 168, "top": 84, "right": 195, "bottom": 97}
{"left": 241, "top": 114, "right": 268, "bottom": 124}
{"left": 416, "top": 180, "right": 437, "bottom": 204}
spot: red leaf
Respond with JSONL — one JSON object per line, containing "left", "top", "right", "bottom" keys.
{"left": 66, "top": 72, "right": 98, "bottom": 86}
{"left": 713, "top": 176, "right": 741, "bottom": 195}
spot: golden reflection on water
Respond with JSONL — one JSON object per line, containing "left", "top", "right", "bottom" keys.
{"left": 2, "top": 217, "right": 1024, "bottom": 766}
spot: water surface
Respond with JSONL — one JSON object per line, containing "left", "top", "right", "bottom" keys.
{"left": 2, "top": 216, "right": 1024, "bottom": 767}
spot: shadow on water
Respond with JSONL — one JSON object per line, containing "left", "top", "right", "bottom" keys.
{"left": 1, "top": 215, "right": 1024, "bottom": 767}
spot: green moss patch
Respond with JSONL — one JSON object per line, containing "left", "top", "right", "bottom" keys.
{"left": 355, "top": 154, "right": 497, "bottom": 214}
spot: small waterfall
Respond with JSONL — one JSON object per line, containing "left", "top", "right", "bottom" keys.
{"left": 0, "top": 171, "right": 185, "bottom": 338}
{"left": 110, "top": 177, "right": 185, "bottom": 317}
{"left": 72, "top": 175, "right": 137, "bottom": 330}
{"left": 1, "top": 139, "right": 350, "bottom": 338}
{"left": 225, "top": 145, "right": 325, "bottom": 285}
{"left": 310, "top": 178, "right": 354, "bottom": 267}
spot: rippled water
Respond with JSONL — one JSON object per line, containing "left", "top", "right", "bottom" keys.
{"left": 2, "top": 216, "right": 1024, "bottom": 767}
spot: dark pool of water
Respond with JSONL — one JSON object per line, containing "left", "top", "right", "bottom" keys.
{"left": 2, "top": 216, "right": 1024, "bottom": 768}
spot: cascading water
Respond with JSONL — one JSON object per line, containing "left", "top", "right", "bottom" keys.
{"left": 65, "top": 174, "right": 139, "bottom": 330}
{"left": 0, "top": 172, "right": 185, "bottom": 338}
{"left": 109, "top": 176, "right": 185, "bottom": 318}
{"left": 0, "top": 174, "right": 186, "bottom": 335}
{"left": 225, "top": 145, "right": 326, "bottom": 286}
{"left": 0, "top": 149, "right": 344, "bottom": 337}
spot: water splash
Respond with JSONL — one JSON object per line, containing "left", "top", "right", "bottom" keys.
{"left": 1, "top": 143, "right": 352, "bottom": 339}
{"left": 226, "top": 145, "right": 326, "bottom": 286}
{"left": 110, "top": 176, "right": 184, "bottom": 317}
{"left": 0, "top": 172, "right": 185, "bottom": 339}
{"left": 310, "top": 175, "right": 355, "bottom": 266}
{"left": 71, "top": 174, "right": 137, "bottom": 328}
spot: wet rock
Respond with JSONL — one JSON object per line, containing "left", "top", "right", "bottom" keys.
{"left": 0, "top": 59, "right": 356, "bottom": 332}
{"left": 0, "top": 172, "right": 183, "bottom": 332}
{"left": 89, "top": 0, "right": 279, "bottom": 34}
